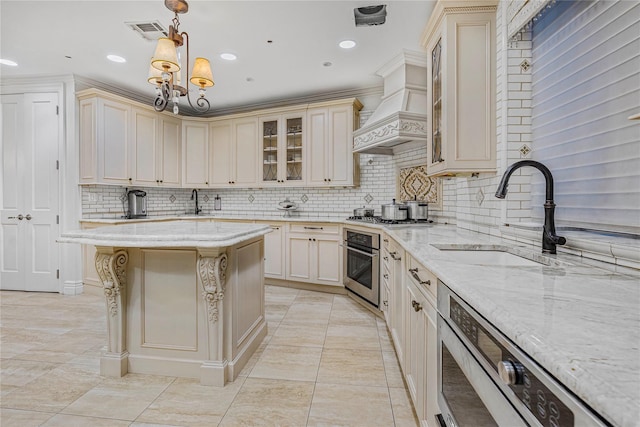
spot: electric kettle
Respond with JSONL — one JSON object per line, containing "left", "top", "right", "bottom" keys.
{"left": 127, "top": 190, "right": 147, "bottom": 218}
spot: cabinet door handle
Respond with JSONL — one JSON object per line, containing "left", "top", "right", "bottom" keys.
{"left": 383, "top": 238, "right": 389, "bottom": 243}
{"left": 390, "top": 252, "right": 401, "bottom": 261}
{"left": 411, "top": 300, "right": 422, "bottom": 312}
{"left": 304, "top": 226, "right": 323, "bottom": 230}
{"left": 383, "top": 273, "right": 389, "bottom": 279}
{"left": 383, "top": 300, "right": 388, "bottom": 308}
{"left": 409, "top": 268, "right": 431, "bottom": 286}
{"left": 383, "top": 256, "right": 388, "bottom": 261}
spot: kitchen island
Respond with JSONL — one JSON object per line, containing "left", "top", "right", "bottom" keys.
{"left": 59, "top": 221, "right": 271, "bottom": 386}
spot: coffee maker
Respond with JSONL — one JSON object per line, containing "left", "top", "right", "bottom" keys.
{"left": 127, "top": 190, "right": 147, "bottom": 218}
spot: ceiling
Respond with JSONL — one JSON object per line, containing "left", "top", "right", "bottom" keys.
{"left": 0, "top": 1, "right": 436, "bottom": 115}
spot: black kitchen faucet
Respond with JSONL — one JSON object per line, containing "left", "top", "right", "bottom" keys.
{"left": 191, "top": 189, "right": 202, "bottom": 215}
{"left": 495, "top": 160, "right": 566, "bottom": 254}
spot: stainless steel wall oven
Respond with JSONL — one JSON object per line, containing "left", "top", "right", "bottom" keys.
{"left": 342, "top": 228, "right": 380, "bottom": 307}
{"left": 436, "top": 280, "right": 606, "bottom": 427}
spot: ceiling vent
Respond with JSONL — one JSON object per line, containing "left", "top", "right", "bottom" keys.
{"left": 354, "top": 5, "right": 387, "bottom": 27}
{"left": 125, "top": 21, "right": 168, "bottom": 41}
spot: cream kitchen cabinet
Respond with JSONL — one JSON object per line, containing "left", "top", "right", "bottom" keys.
{"left": 79, "top": 89, "right": 181, "bottom": 187}
{"left": 421, "top": 1, "right": 497, "bottom": 177}
{"left": 209, "top": 117, "right": 259, "bottom": 187}
{"left": 78, "top": 92, "right": 131, "bottom": 185}
{"left": 306, "top": 99, "right": 362, "bottom": 187}
{"left": 403, "top": 254, "right": 439, "bottom": 427}
{"left": 286, "top": 223, "right": 342, "bottom": 287}
{"left": 130, "top": 109, "right": 182, "bottom": 187}
{"left": 384, "top": 236, "right": 406, "bottom": 370}
{"left": 262, "top": 223, "right": 285, "bottom": 279}
{"left": 259, "top": 111, "right": 305, "bottom": 186}
{"left": 181, "top": 120, "right": 210, "bottom": 187}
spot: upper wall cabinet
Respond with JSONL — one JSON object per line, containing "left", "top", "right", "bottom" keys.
{"left": 259, "top": 110, "right": 306, "bottom": 186}
{"left": 79, "top": 89, "right": 181, "bottom": 187}
{"left": 78, "top": 89, "right": 361, "bottom": 189}
{"left": 307, "top": 99, "right": 362, "bottom": 187}
{"left": 421, "top": 1, "right": 498, "bottom": 177}
{"left": 79, "top": 94, "right": 132, "bottom": 185}
{"left": 210, "top": 117, "right": 259, "bottom": 187}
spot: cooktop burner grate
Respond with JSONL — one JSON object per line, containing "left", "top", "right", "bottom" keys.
{"left": 347, "top": 216, "right": 431, "bottom": 225}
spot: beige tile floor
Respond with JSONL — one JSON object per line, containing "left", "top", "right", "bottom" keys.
{"left": 1, "top": 285, "right": 418, "bottom": 427}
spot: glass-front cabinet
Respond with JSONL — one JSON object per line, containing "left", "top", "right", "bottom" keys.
{"left": 260, "top": 112, "right": 305, "bottom": 185}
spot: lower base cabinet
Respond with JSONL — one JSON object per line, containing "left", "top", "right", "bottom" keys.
{"left": 263, "top": 223, "right": 285, "bottom": 279}
{"left": 286, "top": 223, "right": 342, "bottom": 286}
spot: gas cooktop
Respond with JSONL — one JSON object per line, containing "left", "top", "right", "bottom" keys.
{"left": 347, "top": 216, "right": 432, "bottom": 227}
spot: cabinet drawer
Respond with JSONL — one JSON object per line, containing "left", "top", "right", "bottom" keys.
{"left": 289, "top": 223, "right": 340, "bottom": 235}
{"left": 407, "top": 255, "right": 437, "bottom": 299}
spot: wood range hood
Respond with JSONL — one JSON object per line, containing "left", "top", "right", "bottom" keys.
{"left": 353, "top": 50, "right": 428, "bottom": 155}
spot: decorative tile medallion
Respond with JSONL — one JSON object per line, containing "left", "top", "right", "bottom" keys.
{"left": 519, "top": 144, "right": 531, "bottom": 158}
{"left": 248, "top": 194, "right": 255, "bottom": 203}
{"left": 520, "top": 59, "right": 531, "bottom": 72}
{"left": 203, "top": 195, "right": 210, "bottom": 203}
{"left": 169, "top": 194, "right": 176, "bottom": 203}
{"left": 300, "top": 194, "right": 309, "bottom": 204}
{"left": 364, "top": 193, "right": 374, "bottom": 204}
{"left": 398, "top": 165, "right": 440, "bottom": 206}
{"left": 476, "top": 189, "right": 485, "bottom": 206}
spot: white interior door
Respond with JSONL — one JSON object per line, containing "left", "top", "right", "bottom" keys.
{"left": 1, "top": 92, "right": 60, "bottom": 292}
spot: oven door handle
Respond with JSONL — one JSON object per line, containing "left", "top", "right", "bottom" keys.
{"left": 339, "top": 244, "right": 379, "bottom": 258}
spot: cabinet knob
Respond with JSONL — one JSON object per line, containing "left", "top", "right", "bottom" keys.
{"left": 128, "top": 178, "right": 132, "bottom": 181}
{"left": 411, "top": 300, "right": 422, "bottom": 312}
{"left": 160, "top": 180, "right": 163, "bottom": 183}
{"left": 205, "top": 182, "right": 209, "bottom": 185}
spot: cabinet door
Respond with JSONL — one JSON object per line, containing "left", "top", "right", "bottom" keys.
{"left": 233, "top": 117, "right": 259, "bottom": 186}
{"left": 209, "top": 120, "right": 233, "bottom": 186}
{"left": 260, "top": 116, "right": 280, "bottom": 184}
{"left": 306, "top": 107, "right": 328, "bottom": 185}
{"left": 404, "top": 281, "right": 428, "bottom": 422}
{"left": 159, "top": 116, "right": 181, "bottom": 187}
{"left": 264, "top": 224, "right": 285, "bottom": 279}
{"left": 286, "top": 235, "right": 312, "bottom": 281}
{"left": 131, "top": 107, "right": 158, "bottom": 186}
{"left": 182, "top": 121, "right": 209, "bottom": 187}
{"left": 314, "top": 236, "right": 341, "bottom": 286}
{"left": 99, "top": 98, "right": 131, "bottom": 184}
{"left": 79, "top": 98, "right": 97, "bottom": 183}
{"left": 390, "top": 241, "right": 405, "bottom": 369}
{"left": 327, "top": 105, "right": 353, "bottom": 185}
{"left": 283, "top": 113, "right": 304, "bottom": 184}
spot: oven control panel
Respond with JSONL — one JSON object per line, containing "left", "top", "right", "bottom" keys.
{"left": 450, "top": 299, "right": 575, "bottom": 427}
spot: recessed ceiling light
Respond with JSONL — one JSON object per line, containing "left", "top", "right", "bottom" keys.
{"left": 107, "top": 54, "right": 126, "bottom": 63}
{"left": 246, "top": 77, "right": 254, "bottom": 82}
{"left": 323, "top": 61, "right": 333, "bottom": 67}
{"left": 339, "top": 40, "right": 357, "bottom": 49}
{"left": 0, "top": 59, "right": 18, "bottom": 66}
{"left": 220, "top": 53, "right": 237, "bottom": 61}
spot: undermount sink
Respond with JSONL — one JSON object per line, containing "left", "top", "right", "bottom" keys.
{"left": 431, "top": 244, "right": 571, "bottom": 267}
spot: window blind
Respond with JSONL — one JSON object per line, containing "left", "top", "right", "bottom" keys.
{"left": 530, "top": 0, "right": 640, "bottom": 234}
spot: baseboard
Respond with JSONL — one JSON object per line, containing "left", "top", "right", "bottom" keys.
{"left": 62, "top": 280, "right": 84, "bottom": 295}
{"left": 265, "top": 278, "right": 347, "bottom": 295}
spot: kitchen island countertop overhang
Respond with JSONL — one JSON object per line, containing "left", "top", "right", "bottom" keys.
{"left": 59, "top": 221, "right": 272, "bottom": 387}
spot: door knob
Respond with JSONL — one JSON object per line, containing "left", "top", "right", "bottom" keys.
{"left": 9, "top": 214, "right": 24, "bottom": 220}
{"left": 25, "top": 214, "right": 32, "bottom": 220}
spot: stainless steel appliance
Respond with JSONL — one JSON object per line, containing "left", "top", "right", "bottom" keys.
{"left": 347, "top": 215, "right": 431, "bottom": 227}
{"left": 437, "top": 280, "right": 606, "bottom": 427}
{"left": 342, "top": 228, "right": 380, "bottom": 307}
{"left": 127, "top": 190, "right": 147, "bottom": 218}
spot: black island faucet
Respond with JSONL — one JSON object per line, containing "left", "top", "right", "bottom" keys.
{"left": 495, "top": 160, "right": 566, "bottom": 254}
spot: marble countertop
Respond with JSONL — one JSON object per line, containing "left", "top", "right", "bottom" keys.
{"left": 386, "top": 225, "right": 639, "bottom": 427}
{"left": 80, "top": 214, "right": 346, "bottom": 225}
{"left": 60, "top": 221, "right": 271, "bottom": 248}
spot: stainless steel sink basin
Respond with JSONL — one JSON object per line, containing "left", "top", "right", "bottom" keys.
{"left": 431, "top": 244, "right": 571, "bottom": 267}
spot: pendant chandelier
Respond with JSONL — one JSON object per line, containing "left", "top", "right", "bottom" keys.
{"left": 148, "top": 0, "right": 214, "bottom": 114}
